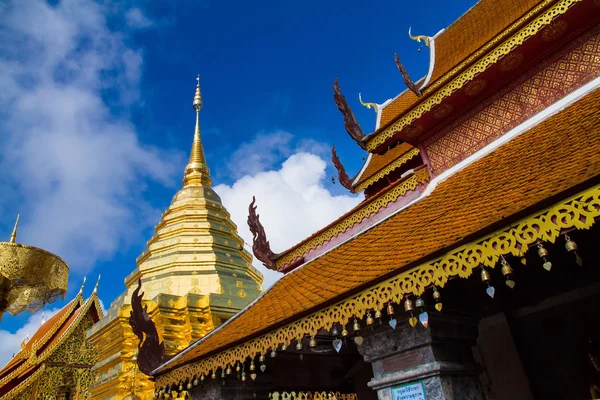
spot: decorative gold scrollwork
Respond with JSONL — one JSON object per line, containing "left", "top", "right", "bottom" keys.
{"left": 157, "top": 184, "right": 600, "bottom": 390}
{"left": 367, "top": 0, "right": 582, "bottom": 151}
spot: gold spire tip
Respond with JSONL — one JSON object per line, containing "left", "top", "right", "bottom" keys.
{"left": 79, "top": 276, "right": 87, "bottom": 295}
{"left": 193, "top": 74, "right": 203, "bottom": 111}
{"left": 94, "top": 274, "right": 101, "bottom": 293}
{"left": 9, "top": 213, "right": 20, "bottom": 243}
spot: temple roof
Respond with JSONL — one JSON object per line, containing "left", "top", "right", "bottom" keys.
{"left": 378, "top": 0, "right": 544, "bottom": 127}
{"left": 154, "top": 84, "right": 600, "bottom": 375}
{"left": 352, "top": 142, "right": 418, "bottom": 191}
{"left": 0, "top": 290, "right": 103, "bottom": 398}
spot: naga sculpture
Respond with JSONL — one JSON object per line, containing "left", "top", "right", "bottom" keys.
{"left": 333, "top": 78, "right": 367, "bottom": 149}
{"left": 129, "top": 278, "right": 166, "bottom": 375}
{"left": 331, "top": 145, "right": 354, "bottom": 191}
{"left": 248, "top": 197, "right": 277, "bottom": 271}
{"left": 394, "top": 53, "right": 422, "bottom": 98}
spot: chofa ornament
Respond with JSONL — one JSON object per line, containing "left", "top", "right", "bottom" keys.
{"left": 129, "top": 278, "right": 168, "bottom": 375}
{"left": 247, "top": 197, "right": 278, "bottom": 271}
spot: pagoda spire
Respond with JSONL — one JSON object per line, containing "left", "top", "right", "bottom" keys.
{"left": 9, "top": 214, "right": 19, "bottom": 243}
{"left": 183, "top": 74, "right": 212, "bottom": 188}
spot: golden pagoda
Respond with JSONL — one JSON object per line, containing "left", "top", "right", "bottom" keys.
{"left": 87, "top": 76, "right": 263, "bottom": 400}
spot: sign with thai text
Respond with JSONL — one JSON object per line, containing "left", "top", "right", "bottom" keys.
{"left": 391, "top": 381, "right": 426, "bottom": 400}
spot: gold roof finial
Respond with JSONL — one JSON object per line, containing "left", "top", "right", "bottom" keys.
{"left": 358, "top": 93, "right": 379, "bottom": 113}
{"left": 93, "top": 274, "right": 101, "bottom": 293}
{"left": 183, "top": 74, "right": 212, "bottom": 188}
{"left": 408, "top": 27, "right": 431, "bottom": 47}
{"left": 193, "top": 74, "right": 203, "bottom": 111}
{"left": 79, "top": 276, "right": 87, "bottom": 295}
{"left": 9, "top": 214, "right": 20, "bottom": 243}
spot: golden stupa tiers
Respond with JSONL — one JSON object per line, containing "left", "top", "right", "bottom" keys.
{"left": 0, "top": 214, "right": 69, "bottom": 321}
{"left": 87, "top": 76, "right": 263, "bottom": 400}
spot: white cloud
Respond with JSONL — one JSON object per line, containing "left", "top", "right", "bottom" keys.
{"left": 0, "top": 308, "right": 60, "bottom": 369}
{"left": 216, "top": 151, "right": 361, "bottom": 288}
{"left": 0, "top": 0, "right": 181, "bottom": 272}
{"left": 125, "top": 7, "right": 153, "bottom": 29}
{"left": 225, "top": 131, "right": 329, "bottom": 179}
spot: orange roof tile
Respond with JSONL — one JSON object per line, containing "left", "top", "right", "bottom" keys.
{"left": 380, "top": 91, "right": 421, "bottom": 127}
{"left": 159, "top": 88, "right": 600, "bottom": 372}
{"left": 353, "top": 142, "right": 417, "bottom": 188}
{"left": 0, "top": 297, "right": 80, "bottom": 376}
{"left": 378, "top": 0, "right": 544, "bottom": 128}
{"left": 0, "top": 294, "right": 102, "bottom": 397}
{"left": 429, "top": 0, "right": 543, "bottom": 87}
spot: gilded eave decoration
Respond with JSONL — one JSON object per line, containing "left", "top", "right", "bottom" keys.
{"left": 0, "top": 294, "right": 103, "bottom": 390}
{"left": 366, "top": 0, "right": 582, "bottom": 152}
{"left": 156, "top": 183, "right": 600, "bottom": 389}
{"left": 275, "top": 167, "right": 430, "bottom": 269}
{"left": 354, "top": 147, "right": 421, "bottom": 193}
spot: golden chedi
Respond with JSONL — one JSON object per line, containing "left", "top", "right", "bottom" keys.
{"left": 87, "top": 76, "right": 263, "bottom": 399}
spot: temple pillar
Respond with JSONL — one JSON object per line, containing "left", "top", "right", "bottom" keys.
{"left": 360, "top": 312, "right": 485, "bottom": 400}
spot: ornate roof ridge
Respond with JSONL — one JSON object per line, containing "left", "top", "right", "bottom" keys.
{"left": 368, "top": 0, "right": 565, "bottom": 151}
{"left": 0, "top": 292, "right": 102, "bottom": 390}
{"left": 274, "top": 166, "right": 430, "bottom": 269}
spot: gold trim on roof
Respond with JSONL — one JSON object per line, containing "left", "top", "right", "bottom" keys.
{"left": 275, "top": 167, "right": 430, "bottom": 269}
{"left": 0, "top": 294, "right": 101, "bottom": 389}
{"left": 354, "top": 147, "right": 420, "bottom": 192}
{"left": 1, "top": 364, "right": 46, "bottom": 400}
{"left": 156, "top": 183, "right": 600, "bottom": 388}
{"left": 367, "top": 0, "right": 581, "bottom": 151}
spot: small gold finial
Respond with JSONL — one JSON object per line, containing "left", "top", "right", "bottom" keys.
{"left": 358, "top": 93, "right": 379, "bottom": 113}
{"left": 93, "top": 275, "right": 101, "bottom": 293}
{"left": 9, "top": 214, "right": 20, "bottom": 243}
{"left": 193, "top": 74, "right": 203, "bottom": 111}
{"left": 408, "top": 27, "right": 431, "bottom": 47}
{"left": 79, "top": 276, "right": 87, "bottom": 295}
{"left": 183, "top": 75, "right": 212, "bottom": 187}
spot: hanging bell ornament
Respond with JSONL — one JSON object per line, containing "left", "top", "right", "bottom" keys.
{"left": 187, "top": 382, "right": 192, "bottom": 390}
{"left": 403, "top": 298, "right": 414, "bottom": 312}
{"left": 211, "top": 371, "right": 216, "bottom": 380}
{"left": 249, "top": 361, "right": 255, "bottom": 371}
{"left": 201, "top": 374, "right": 206, "bottom": 382}
{"left": 331, "top": 325, "right": 339, "bottom": 336}
{"left": 309, "top": 336, "right": 317, "bottom": 348}
{"left": 387, "top": 302, "right": 395, "bottom": 316}
{"left": 179, "top": 383, "right": 183, "bottom": 391}
{"left": 500, "top": 257, "right": 515, "bottom": 289}
{"left": 404, "top": 298, "right": 417, "bottom": 327}
{"left": 296, "top": 340, "right": 303, "bottom": 351}
{"left": 241, "top": 372, "right": 246, "bottom": 382}
{"left": 221, "top": 370, "right": 226, "bottom": 378}
{"left": 281, "top": 343, "right": 288, "bottom": 351}
{"left": 375, "top": 308, "right": 382, "bottom": 319}
{"left": 537, "top": 243, "right": 552, "bottom": 271}
{"left": 415, "top": 297, "right": 424, "bottom": 308}
{"left": 481, "top": 268, "right": 495, "bottom": 298}
{"left": 235, "top": 363, "right": 241, "bottom": 372}
{"left": 353, "top": 319, "right": 360, "bottom": 331}
{"left": 565, "top": 235, "right": 583, "bottom": 266}
{"left": 259, "top": 353, "right": 265, "bottom": 363}
{"left": 432, "top": 286, "right": 443, "bottom": 312}
{"left": 366, "top": 311, "right": 374, "bottom": 326}
{"left": 341, "top": 326, "right": 349, "bottom": 337}
{"left": 270, "top": 349, "right": 277, "bottom": 358}
{"left": 193, "top": 377, "right": 199, "bottom": 386}
{"left": 226, "top": 365, "right": 232, "bottom": 375}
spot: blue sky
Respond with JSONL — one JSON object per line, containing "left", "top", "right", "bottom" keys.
{"left": 0, "top": 0, "right": 475, "bottom": 362}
